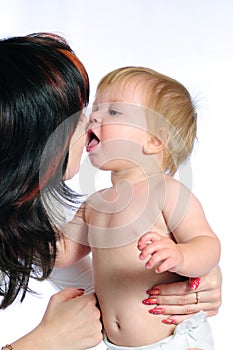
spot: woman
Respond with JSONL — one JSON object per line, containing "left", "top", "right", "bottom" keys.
{"left": 0, "top": 33, "right": 221, "bottom": 350}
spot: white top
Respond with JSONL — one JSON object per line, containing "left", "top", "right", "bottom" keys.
{"left": 49, "top": 254, "right": 94, "bottom": 294}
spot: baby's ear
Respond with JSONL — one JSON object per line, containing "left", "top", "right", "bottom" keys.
{"left": 143, "top": 136, "right": 164, "bottom": 154}
{"left": 143, "top": 129, "right": 170, "bottom": 154}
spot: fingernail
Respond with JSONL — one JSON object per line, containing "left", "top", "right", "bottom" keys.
{"left": 146, "top": 288, "right": 160, "bottom": 296}
{"left": 77, "top": 288, "right": 85, "bottom": 293}
{"left": 149, "top": 307, "right": 164, "bottom": 314}
{"left": 162, "top": 318, "right": 176, "bottom": 325}
{"left": 142, "top": 297, "right": 158, "bottom": 305}
{"left": 190, "top": 277, "right": 200, "bottom": 290}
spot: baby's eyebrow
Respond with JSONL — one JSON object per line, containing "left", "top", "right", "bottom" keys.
{"left": 109, "top": 99, "right": 124, "bottom": 102}
{"left": 94, "top": 97, "right": 125, "bottom": 103}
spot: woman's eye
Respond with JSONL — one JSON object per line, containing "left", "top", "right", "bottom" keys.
{"left": 109, "top": 109, "right": 120, "bottom": 116}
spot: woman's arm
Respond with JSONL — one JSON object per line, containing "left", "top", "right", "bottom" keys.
{"left": 6, "top": 288, "right": 102, "bottom": 350}
{"left": 143, "top": 266, "right": 222, "bottom": 324}
{"left": 56, "top": 207, "right": 90, "bottom": 268}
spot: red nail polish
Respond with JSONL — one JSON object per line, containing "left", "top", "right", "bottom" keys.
{"left": 190, "top": 277, "right": 200, "bottom": 290}
{"left": 146, "top": 288, "right": 160, "bottom": 296}
{"left": 76, "top": 288, "right": 85, "bottom": 294}
{"left": 149, "top": 307, "right": 164, "bottom": 314}
{"left": 162, "top": 318, "right": 176, "bottom": 325}
{"left": 142, "top": 297, "right": 158, "bottom": 305}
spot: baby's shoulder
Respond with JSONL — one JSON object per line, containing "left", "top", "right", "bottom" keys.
{"left": 85, "top": 187, "right": 115, "bottom": 212}
{"left": 164, "top": 175, "right": 191, "bottom": 195}
{"left": 87, "top": 187, "right": 114, "bottom": 201}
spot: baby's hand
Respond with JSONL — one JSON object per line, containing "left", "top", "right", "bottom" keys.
{"left": 138, "top": 232, "right": 183, "bottom": 274}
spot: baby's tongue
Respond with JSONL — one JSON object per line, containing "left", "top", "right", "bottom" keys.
{"left": 89, "top": 138, "right": 99, "bottom": 148}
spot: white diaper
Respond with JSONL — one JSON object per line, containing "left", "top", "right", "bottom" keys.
{"left": 104, "top": 311, "right": 214, "bottom": 350}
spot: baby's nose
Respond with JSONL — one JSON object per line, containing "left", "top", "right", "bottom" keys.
{"left": 89, "top": 110, "right": 102, "bottom": 123}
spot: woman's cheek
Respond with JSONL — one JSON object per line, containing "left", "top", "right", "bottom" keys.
{"left": 64, "top": 131, "right": 86, "bottom": 180}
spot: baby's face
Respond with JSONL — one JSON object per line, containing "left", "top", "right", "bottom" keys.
{"left": 86, "top": 82, "right": 151, "bottom": 171}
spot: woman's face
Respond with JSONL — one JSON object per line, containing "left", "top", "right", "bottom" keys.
{"left": 63, "top": 113, "right": 88, "bottom": 180}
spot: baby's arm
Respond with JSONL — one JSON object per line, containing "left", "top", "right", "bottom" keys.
{"left": 138, "top": 178, "right": 220, "bottom": 277}
{"left": 56, "top": 203, "right": 90, "bottom": 268}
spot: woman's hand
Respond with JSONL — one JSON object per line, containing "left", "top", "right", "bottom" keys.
{"left": 11, "top": 288, "right": 103, "bottom": 350}
{"left": 142, "top": 266, "right": 222, "bottom": 324}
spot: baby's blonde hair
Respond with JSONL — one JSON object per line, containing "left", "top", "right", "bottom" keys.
{"left": 96, "top": 66, "right": 197, "bottom": 176}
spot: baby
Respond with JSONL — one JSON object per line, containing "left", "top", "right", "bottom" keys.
{"left": 57, "top": 66, "right": 220, "bottom": 350}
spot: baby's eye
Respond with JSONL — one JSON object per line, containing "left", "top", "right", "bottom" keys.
{"left": 109, "top": 109, "right": 121, "bottom": 116}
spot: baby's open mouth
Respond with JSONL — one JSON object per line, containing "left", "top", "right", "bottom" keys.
{"left": 86, "top": 129, "right": 100, "bottom": 152}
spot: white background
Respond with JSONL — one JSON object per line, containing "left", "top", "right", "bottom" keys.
{"left": 0, "top": 0, "right": 232, "bottom": 348}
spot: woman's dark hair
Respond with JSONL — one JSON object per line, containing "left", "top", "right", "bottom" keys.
{"left": 0, "top": 32, "right": 89, "bottom": 308}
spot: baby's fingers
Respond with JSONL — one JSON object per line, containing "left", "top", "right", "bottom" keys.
{"left": 155, "top": 256, "right": 176, "bottom": 273}
{"left": 138, "top": 231, "right": 162, "bottom": 248}
{"left": 138, "top": 240, "right": 165, "bottom": 260}
{"left": 145, "top": 249, "right": 172, "bottom": 271}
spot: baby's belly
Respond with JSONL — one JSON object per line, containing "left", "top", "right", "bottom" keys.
{"left": 101, "top": 294, "right": 176, "bottom": 346}
{"left": 94, "top": 264, "right": 183, "bottom": 346}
